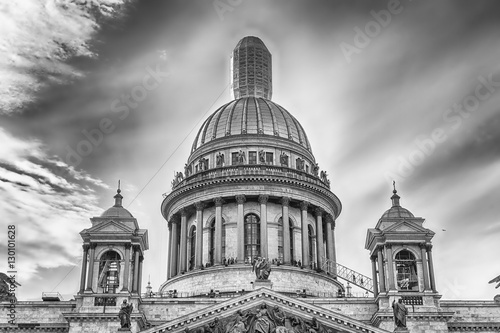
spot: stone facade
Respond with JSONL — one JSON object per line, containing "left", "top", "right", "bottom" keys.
{"left": 2, "top": 36, "right": 499, "bottom": 333}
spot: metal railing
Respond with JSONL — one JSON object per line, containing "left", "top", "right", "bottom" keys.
{"left": 322, "top": 259, "right": 374, "bottom": 293}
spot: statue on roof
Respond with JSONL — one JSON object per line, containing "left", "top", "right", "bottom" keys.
{"left": 392, "top": 299, "right": 408, "bottom": 329}
{"left": 118, "top": 299, "right": 133, "bottom": 328}
{"left": 252, "top": 257, "right": 271, "bottom": 280}
{"left": 0, "top": 272, "right": 20, "bottom": 302}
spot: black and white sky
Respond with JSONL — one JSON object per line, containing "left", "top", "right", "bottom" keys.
{"left": 1, "top": 0, "right": 499, "bottom": 301}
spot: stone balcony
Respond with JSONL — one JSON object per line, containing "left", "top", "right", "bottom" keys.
{"left": 170, "top": 164, "right": 331, "bottom": 191}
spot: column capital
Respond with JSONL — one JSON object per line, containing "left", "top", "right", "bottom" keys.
{"left": 171, "top": 215, "right": 181, "bottom": 224}
{"left": 280, "top": 196, "right": 291, "bottom": 207}
{"left": 299, "top": 201, "right": 309, "bottom": 211}
{"left": 325, "top": 214, "right": 335, "bottom": 228}
{"left": 133, "top": 245, "right": 141, "bottom": 253}
{"left": 194, "top": 201, "right": 205, "bottom": 211}
{"left": 419, "top": 242, "right": 427, "bottom": 249}
{"left": 82, "top": 244, "right": 90, "bottom": 251}
{"left": 179, "top": 208, "right": 188, "bottom": 217}
{"left": 124, "top": 243, "right": 132, "bottom": 250}
{"left": 314, "top": 207, "right": 324, "bottom": 217}
{"left": 258, "top": 194, "right": 269, "bottom": 204}
{"left": 235, "top": 195, "right": 246, "bottom": 204}
{"left": 385, "top": 244, "right": 393, "bottom": 250}
{"left": 370, "top": 255, "right": 377, "bottom": 262}
{"left": 426, "top": 244, "right": 433, "bottom": 252}
{"left": 90, "top": 243, "right": 97, "bottom": 250}
{"left": 213, "top": 197, "right": 224, "bottom": 207}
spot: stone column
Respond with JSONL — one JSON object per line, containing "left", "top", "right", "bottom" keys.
{"left": 179, "top": 208, "right": 188, "bottom": 273}
{"left": 132, "top": 247, "right": 140, "bottom": 293}
{"left": 138, "top": 256, "right": 143, "bottom": 295}
{"left": 420, "top": 243, "right": 431, "bottom": 291}
{"left": 236, "top": 195, "right": 246, "bottom": 262}
{"left": 259, "top": 195, "right": 269, "bottom": 259}
{"left": 315, "top": 207, "right": 325, "bottom": 270}
{"left": 79, "top": 245, "right": 89, "bottom": 293}
{"left": 371, "top": 256, "right": 379, "bottom": 297}
{"left": 214, "top": 197, "right": 224, "bottom": 265}
{"left": 195, "top": 202, "right": 205, "bottom": 268}
{"left": 377, "top": 248, "right": 386, "bottom": 292}
{"left": 85, "top": 244, "right": 96, "bottom": 291}
{"left": 300, "top": 201, "right": 309, "bottom": 267}
{"left": 386, "top": 244, "right": 396, "bottom": 290}
{"left": 122, "top": 243, "right": 131, "bottom": 291}
{"left": 167, "top": 224, "right": 172, "bottom": 279}
{"left": 170, "top": 217, "right": 179, "bottom": 277}
{"left": 325, "top": 215, "right": 336, "bottom": 274}
{"left": 281, "top": 197, "right": 291, "bottom": 264}
{"left": 427, "top": 245, "right": 437, "bottom": 292}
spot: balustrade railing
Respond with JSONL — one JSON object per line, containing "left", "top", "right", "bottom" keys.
{"left": 170, "top": 164, "right": 330, "bottom": 191}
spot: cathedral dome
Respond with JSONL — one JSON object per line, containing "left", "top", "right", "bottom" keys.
{"left": 191, "top": 97, "right": 311, "bottom": 152}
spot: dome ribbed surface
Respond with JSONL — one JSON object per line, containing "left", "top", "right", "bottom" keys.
{"left": 381, "top": 206, "right": 414, "bottom": 219}
{"left": 192, "top": 97, "right": 311, "bottom": 151}
{"left": 101, "top": 206, "right": 134, "bottom": 218}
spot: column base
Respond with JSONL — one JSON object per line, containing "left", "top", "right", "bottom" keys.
{"left": 118, "top": 328, "right": 131, "bottom": 332}
{"left": 253, "top": 280, "right": 273, "bottom": 290}
{"left": 394, "top": 327, "right": 409, "bottom": 333}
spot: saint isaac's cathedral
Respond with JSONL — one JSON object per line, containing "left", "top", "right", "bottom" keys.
{"left": 1, "top": 36, "right": 499, "bottom": 333}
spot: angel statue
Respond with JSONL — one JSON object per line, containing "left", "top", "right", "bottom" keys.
{"left": 489, "top": 274, "right": 500, "bottom": 303}
{"left": 0, "top": 272, "right": 20, "bottom": 302}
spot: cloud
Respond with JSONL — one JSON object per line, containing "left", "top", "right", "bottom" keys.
{"left": 0, "top": 0, "right": 130, "bottom": 114}
{"left": 0, "top": 127, "right": 106, "bottom": 284}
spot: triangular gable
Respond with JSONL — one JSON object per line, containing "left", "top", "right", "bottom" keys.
{"left": 139, "top": 288, "right": 390, "bottom": 333}
{"left": 382, "top": 220, "right": 429, "bottom": 234}
{"left": 84, "top": 220, "right": 134, "bottom": 234}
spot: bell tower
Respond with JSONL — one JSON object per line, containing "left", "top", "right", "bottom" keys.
{"left": 74, "top": 185, "right": 149, "bottom": 331}
{"left": 365, "top": 184, "right": 446, "bottom": 332}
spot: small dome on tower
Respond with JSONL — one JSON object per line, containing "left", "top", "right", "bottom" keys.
{"left": 380, "top": 183, "right": 414, "bottom": 219}
{"left": 101, "top": 185, "right": 134, "bottom": 218}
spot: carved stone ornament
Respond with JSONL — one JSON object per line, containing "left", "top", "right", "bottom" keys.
{"left": 197, "top": 304, "right": 333, "bottom": 333}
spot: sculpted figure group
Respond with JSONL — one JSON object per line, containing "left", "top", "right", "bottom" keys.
{"left": 252, "top": 257, "right": 271, "bottom": 280}
{"left": 189, "top": 304, "right": 331, "bottom": 333}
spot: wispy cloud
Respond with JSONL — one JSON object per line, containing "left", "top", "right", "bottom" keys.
{"left": 0, "top": 127, "right": 106, "bottom": 283}
{"left": 0, "top": 0, "right": 130, "bottom": 114}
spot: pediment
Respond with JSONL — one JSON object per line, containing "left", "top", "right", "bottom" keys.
{"left": 139, "top": 288, "right": 390, "bottom": 333}
{"left": 84, "top": 220, "right": 134, "bottom": 234}
{"left": 383, "top": 221, "right": 428, "bottom": 234}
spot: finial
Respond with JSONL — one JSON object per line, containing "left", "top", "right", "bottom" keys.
{"left": 391, "top": 181, "right": 400, "bottom": 207}
{"left": 113, "top": 181, "right": 123, "bottom": 207}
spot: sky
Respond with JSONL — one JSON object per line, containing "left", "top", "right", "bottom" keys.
{"left": 0, "top": 0, "right": 499, "bottom": 301}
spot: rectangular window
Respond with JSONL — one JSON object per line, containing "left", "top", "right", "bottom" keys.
{"left": 249, "top": 151, "right": 257, "bottom": 164}
{"left": 232, "top": 152, "right": 239, "bottom": 165}
{"left": 265, "top": 152, "right": 273, "bottom": 165}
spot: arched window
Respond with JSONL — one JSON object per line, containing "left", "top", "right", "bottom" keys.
{"left": 208, "top": 219, "right": 225, "bottom": 265}
{"left": 98, "top": 250, "right": 121, "bottom": 293}
{"left": 308, "top": 225, "right": 314, "bottom": 268}
{"left": 244, "top": 214, "right": 260, "bottom": 261}
{"left": 277, "top": 217, "right": 294, "bottom": 263}
{"left": 395, "top": 250, "right": 418, "bottom": 291}
{"left": 189, "top": 226, "right": 196, "bottom": 271}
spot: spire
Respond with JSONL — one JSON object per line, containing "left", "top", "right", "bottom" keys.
{"left": 113, "top": 180, "right": 123, "bottom": 207}
{"left": 146, "top": 275, "right": 153, "bottom": 297}
{"left": 231, "top": 36, "right": 272, "bottom": 100}
{"left": 391, "top": 180, "right": 401, "bottom": 207}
